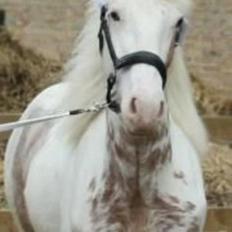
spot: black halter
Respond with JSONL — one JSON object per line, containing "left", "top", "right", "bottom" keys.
{"left": 98, "top": 6, "right": 181, "bottom": 113}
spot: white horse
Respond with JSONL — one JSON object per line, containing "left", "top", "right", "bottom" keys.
{"left": 4, "top": 0, "right": 208, "bottom": 231}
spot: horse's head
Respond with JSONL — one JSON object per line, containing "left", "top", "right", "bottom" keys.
{"left": 95, "top": 0, "right": 189, "bottom": 135}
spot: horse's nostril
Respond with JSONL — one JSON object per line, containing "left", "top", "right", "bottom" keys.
{"left": 158, "top": 101, "right": 164, "bottom": 117}
{"left": 130, "top": 97, "right": 137, "bottom": 114}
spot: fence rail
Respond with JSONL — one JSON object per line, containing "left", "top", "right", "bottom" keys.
{"left": 0, "top": 208, "right": 232, "bottom": 232}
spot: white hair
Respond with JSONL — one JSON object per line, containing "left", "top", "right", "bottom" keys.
{"left": 60, "top": 0, "right": 208, "bottom": 159}
{"left": 166, "top": 47, "right": 208, "bottom": 158}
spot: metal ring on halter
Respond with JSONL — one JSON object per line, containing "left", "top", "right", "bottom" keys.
{"left": 98, "top": 6, "right": 183, "bottom": 113}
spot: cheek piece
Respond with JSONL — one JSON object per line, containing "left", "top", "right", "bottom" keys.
{"left": 98, "top": 6, "right": 182, "bottom": 113}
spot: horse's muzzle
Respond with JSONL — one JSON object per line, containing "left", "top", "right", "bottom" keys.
{"left": 121, "top": 94, "right": 165, "bottom": 135}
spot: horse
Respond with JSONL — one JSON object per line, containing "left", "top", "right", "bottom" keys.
{"left": 4, "top": 0, "right": 209, "bottom": 231}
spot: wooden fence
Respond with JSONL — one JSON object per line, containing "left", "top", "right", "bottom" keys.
{"left": 0, "top": 114, "right": 232, "bottom": 231}
{"left": 0, "top": 208, "right": 232, "bottom": 232}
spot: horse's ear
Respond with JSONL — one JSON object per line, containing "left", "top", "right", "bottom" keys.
{"left": 92, "top": 0, "right": 107, "bottom": 8}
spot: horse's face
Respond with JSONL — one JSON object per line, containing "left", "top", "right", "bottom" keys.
{"left": 97, "top": 0, "right": 188, "bottom": 135}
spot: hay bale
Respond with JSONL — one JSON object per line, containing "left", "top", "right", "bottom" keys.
{"left": 203, "top": 143, "right": 232, "bottom": 207}
{"left": 0, "top": 29, "right": 61, "bottom": 113}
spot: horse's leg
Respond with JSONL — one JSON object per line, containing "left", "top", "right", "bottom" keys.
{"left": 4, "top": 84, "right": 67, "bottom": 231}
{"left": 146, "top": 121, "right": 207, "bottom": 232}
{"left": 4, "top": 127, "right": 33, "bottom": 232}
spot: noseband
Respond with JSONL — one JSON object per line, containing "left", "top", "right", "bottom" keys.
{"left": 98, "top": 6, "right": 182, "bottom": 113}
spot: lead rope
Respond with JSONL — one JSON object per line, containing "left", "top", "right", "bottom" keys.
{"left": 0, "top": 7, "right": 112, "bottom": 133}
{"left": 0, "top": 102, "right": 108, "bottom": 132}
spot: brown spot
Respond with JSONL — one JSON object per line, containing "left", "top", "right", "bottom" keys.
{"left": 174, "top": 171, "right": 188, "bottom": 185}
{"left": 89, "top": 179, "right": 96, "bottom": 192}
{"left": 166, "top": 214, "right": 182, "bottom": 224}
{"left": 174, "top": 171, "right": 185, "bottom": 179}
{"left": 146, "top": 149, "right": 163, "bottom": 171}
{"left": 167, "top": 195, "right": 180, "bottom": 204}
{"left": 92, "top": 197, "right": 98, "bottom": 211}
{"left": 102, "top": 171, "right": 107, "bottom": 180}
{"left": 113, "top": 142, "right": 135, "bottom": 164}
{"left": 101, "top": 160, "right": 125, "bottom": 204}
{"left": 107, "top": 125, "right": 114, "bottom": 140}
{"left": 153, "top": 195, "right": 185, "bottom": 213}
{"left": 186, "top": 201, "right": 196, "bottom": 212}
{"left": 145, "top": 143, "right": 171, "bottom": 172}
{"left": 187, "top": 219, "right": 200, "bottom": 232}
{"left": 91, "top": 171, "right": 129, "bottom": 231}
{"left": 106, "top": 199, "right": 130, "bottom": 229}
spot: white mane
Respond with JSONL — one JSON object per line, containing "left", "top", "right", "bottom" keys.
{"left": 61, "top": 0, "right": 208, "bottom": 159}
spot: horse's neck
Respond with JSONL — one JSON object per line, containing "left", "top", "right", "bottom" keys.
{"left": 106, "top": 113, "right": 172, "bottom": 206}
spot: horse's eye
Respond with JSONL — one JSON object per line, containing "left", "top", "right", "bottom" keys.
{"left": 110, "top": 11, "right": 120, "bottom": 21}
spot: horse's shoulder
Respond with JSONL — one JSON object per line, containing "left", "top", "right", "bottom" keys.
{"left": 5, "top": 82, "right": 68, "bottom": 186}
{"left": 24, "top": 82, "right": 68, "bottom": 116}
{"left": 6, "top": 82, "right": 68, "bottom": 163}
{"left": 8, "top": 82, "right": 68, "bottom": 152}
{"left": 4, "top": 82, "right": 69, "bottom": 231}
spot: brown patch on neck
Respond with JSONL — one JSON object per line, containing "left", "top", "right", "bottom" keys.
{"left": 107, "top": 121, "right": 172, "bottom": 205}
{"left": 153, "top": 195, "right": 185, "bottom": 213}
{"left": 187, "top": 218, "right": 200, "bottom": 232}
{"left": 186, "top": 201, "right": 196, "bottom": 212}
{"left": 130, "top": 191, "right": 148, "bottom": 231}
{"left": 88, "top": 179, "right": 96, "bottom": 193}
{"left": 100, "top": 117, "right": 177, "bottom": 229}
{"left": 174, "top": 171, "right": 185, "bottom": 179}
{"left": 174, "top": 170, "right": 188, "bottom": 185}
{"left": 90, "top": 159, "right": 131, "bottom": 231}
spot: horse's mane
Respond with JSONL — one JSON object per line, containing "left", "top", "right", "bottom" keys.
{"left": 60, "top": 0, "right": 208, "bottom": 159}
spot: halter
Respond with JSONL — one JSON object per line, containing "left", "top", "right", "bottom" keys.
{"left": 0, "top": 7, "right": 184, "bottom": 132}
{"left": 98, "top": 6, "right": 183, "bottom": 113}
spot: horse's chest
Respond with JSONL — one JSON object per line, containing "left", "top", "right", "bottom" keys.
{"left": 87, "top": 196, "right": 202, "bottom": 232}
{"left": 130, "top": 206, "right": 149, "bottom": 232}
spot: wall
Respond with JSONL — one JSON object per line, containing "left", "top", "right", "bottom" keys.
{"left": 185, "top": 0, "right": 232, "bottom": 95}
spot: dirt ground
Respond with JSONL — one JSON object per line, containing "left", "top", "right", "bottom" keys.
{"left": 204, "top": 143, "right": 232, "bottom": 207}
{"left": 0, "top": 29, "right": 61, "bottom": 112}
